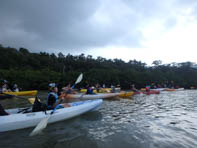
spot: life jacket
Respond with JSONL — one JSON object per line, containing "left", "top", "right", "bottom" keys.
{"left": 46, "top": 92, "right": 58, "bottom": 109}
{"left": 86, "top": 87, "right": 93, "bottom": 94}
{"left": 145, "top": 87, "right": 150, "bottom": 92}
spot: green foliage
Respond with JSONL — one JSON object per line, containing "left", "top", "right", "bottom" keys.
{"left": 0, "top": 44, "right": 197, "bottom": 90}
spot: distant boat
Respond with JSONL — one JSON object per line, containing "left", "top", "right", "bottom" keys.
{"left": 66, "top": 93, "right": 119, "bottom": 99}
{"left": 150, "top": 88, "right": 165, "bottom": 91}
{"left": 3, "top": 90, "right": 37, "bottom": 96}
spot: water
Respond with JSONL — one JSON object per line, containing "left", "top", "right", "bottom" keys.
{"left": 1, "top": 90, "right": 197, "bottom": 148}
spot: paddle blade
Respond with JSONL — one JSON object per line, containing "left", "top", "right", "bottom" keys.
{"left": 75, "top": 73, "right": 83, "bottom": 85}
{"left": 29, "top": 116, "right": 50, "bottom": 136}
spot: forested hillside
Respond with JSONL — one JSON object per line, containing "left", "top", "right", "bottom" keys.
{"left": 0, "top": 44, "right": 197, "bottom": 90}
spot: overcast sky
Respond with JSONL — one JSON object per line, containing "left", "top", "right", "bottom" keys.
{"left": 0, "top": 0, "right": 197, "bottom": 65}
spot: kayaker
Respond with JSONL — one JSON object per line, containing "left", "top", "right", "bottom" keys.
{"left": 2, "top": 80, "right": 11, "bottom": 92}
{"left": 13, "top": 84, "right": 19, "bottom": 92}
{"left": 102, "top": 84, "right": 106, "bottom": 88}
{"left": 86, "top": 84, "right": 94, "bottom": 94}
{"left": 0, "top": 104, "right": 9, "bottom": 116}
{"left": 47, "top": 83, "right": 70, "bottom": 110}
{"left": 111, "top": 84, "right": 116, "bottom": 93}
{"left": 62, "top": 83, "right": 71, "bottom": 93}
{"left": 95, "top": 83, "right": 100, "bottom": 93}
{"left": 62, "top": 83, "right": 76, "bottom": 94}
{"left": 145, "top": 85, "right": 150, "bottom": 92}
{"left": 131, "top": 84, "right": 138, "bottom": 92}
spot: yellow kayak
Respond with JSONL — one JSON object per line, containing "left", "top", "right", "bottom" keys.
{"left": 119, "top": 91, "right": 134, "bottom": 98}
{"left": 3, "top": 90, "right": 38, "bottom": 96}
{"left": 80, "top": 88, "right": 112, "bottom": 93}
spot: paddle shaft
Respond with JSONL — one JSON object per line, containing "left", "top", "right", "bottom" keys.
{"left": 29, "top": 104, "right": 60, "bottom": 136}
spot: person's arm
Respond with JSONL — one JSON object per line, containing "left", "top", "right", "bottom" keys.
{"left": 53, "top": 92, "right": 68, "bottom": 108}
{"left": 53, "top": 98, "right": 63, "bottom": 108}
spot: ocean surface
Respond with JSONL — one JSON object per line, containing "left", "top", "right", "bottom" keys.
{"left": 1, "top": 90, "right": 197, "bottom": 148}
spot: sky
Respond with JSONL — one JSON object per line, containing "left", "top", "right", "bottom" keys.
{"left": 0, "top": 0, "right": 197, "bottom": 65}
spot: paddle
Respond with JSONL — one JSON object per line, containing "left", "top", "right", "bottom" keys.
{"left": 71, "top": 73, "right": 83, "bottom": 89}
{"left": 29, "top": 73, "right": 83, "bottom": 136}
{"left": 29, "top": 104, "right": 60, "bottom": 136}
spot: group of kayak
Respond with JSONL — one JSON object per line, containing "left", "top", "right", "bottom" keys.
{"left": 0, "top": 74, "right": 185, "bottom": 134}
{"left": 0, "top": 74, "right": 104, "bottom": 133}
{"left": 0, "top": 74, "right": 125, "bottom": 133}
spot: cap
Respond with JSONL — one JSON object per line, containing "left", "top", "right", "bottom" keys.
{"left": 49, "top": 83, "right": 57, "bottom": 87}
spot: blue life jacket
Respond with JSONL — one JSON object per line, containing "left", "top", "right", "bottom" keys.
{"left": 46, "top": 92, "right": 58, "bottom": 108}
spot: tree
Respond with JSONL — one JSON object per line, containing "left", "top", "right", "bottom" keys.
{"left": 152, "top": 60, "right": 162, "bottom": 66}
{"left": 19, "top": 48, "right": 29, "bottom": 54}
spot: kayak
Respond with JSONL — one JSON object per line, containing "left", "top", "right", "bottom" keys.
{"left": 134, "top": 90, "right": 160, "bottom": 95}
{"left": 0, "top": 99, "right": 103, "bottom": 132}
{"left": 150, "top": 88, "right": 165, "bottom": 91}
{"left": 119, "top": 91, "right": 134, "bottom": 98}
{"left": 66, "top": 93, "right": 120, "bottom": 100}
{"left": 164, "top": 88, "right": 176, "bottom": 91}
{"left": 133, "top": 91, "right": 143, "bottom": 95}
{"left": 0, "top": 94, "right": 13, "bottom": 100}
{"left": 3, "top": 90, "right": 37, "bottom": 96}
{"left": 80, "top": 88, "right": 111, "bottom": 93}
{"left": 80, "top": 88, "right": 121, "bottom": 93}
{"left": 143, "top": 90, "right": 160, "bottom": 95}
{"left": 176, "top": 88, "right": 184, "bottom": 91}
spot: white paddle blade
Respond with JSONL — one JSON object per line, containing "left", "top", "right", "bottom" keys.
{"left": 75, "top": 73, "right": 83, "bottom": 84}
{"left": 29, "top": 116, "right": 50, "bottom": 136}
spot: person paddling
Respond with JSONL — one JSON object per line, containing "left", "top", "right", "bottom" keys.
{"left": 13, "top": 84, "right": 19, "bottom": 92}
{"left": 131, "top": 84, "right": 138, "bottom": 92}
{"left": 86, "top": 84, "right": 95, "bottom": 94}
{"left": 46, "top": 83, "right": 70, "bottom": 110}
{"left": 2, "top": 80, "right": 11, "bottom": 92}
{"left": 145, "top": 85, "right": 150, "bottom": 92}
{"left": 62, "top": 83, "right": 76, "bottom": 94}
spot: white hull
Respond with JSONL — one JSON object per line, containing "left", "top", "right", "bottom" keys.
{"left": 67, "top": 93, "right": 120, "bottom": 99}
{"left": 0, "top": 99, "right": 103, "bottom": 132}
{"left": 150, "top": 88, "right": 165, "bottom": 91}
{"left": 176, "top": 88, "right": 184, "bottom": 91}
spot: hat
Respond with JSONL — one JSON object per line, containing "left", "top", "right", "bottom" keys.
{"left": 49, "top": 83, "right": 57, "bottom": 88}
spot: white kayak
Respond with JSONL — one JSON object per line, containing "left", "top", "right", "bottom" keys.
{"left": 150, "top": 88, "right": 165, "bottom": 91}
{"left": 67, "top": 93, "right": 120, "bottom": 100}
{"left": 176, "top": 88, "right": 184, "bottom": 91}
{"left": 0, "top": 99, "right": 103, "bottom": 132}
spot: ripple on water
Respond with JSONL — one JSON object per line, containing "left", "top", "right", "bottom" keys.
{"left": 1, "top": 90, "right": 197, "bottom": 148}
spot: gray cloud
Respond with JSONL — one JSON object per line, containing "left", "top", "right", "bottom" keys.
{"left": 0, "top": 0, "right": 196, "bottom": 54}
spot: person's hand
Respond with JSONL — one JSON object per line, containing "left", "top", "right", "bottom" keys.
{"left": 59, "top": 94, "right": 64, "bottom": 99}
